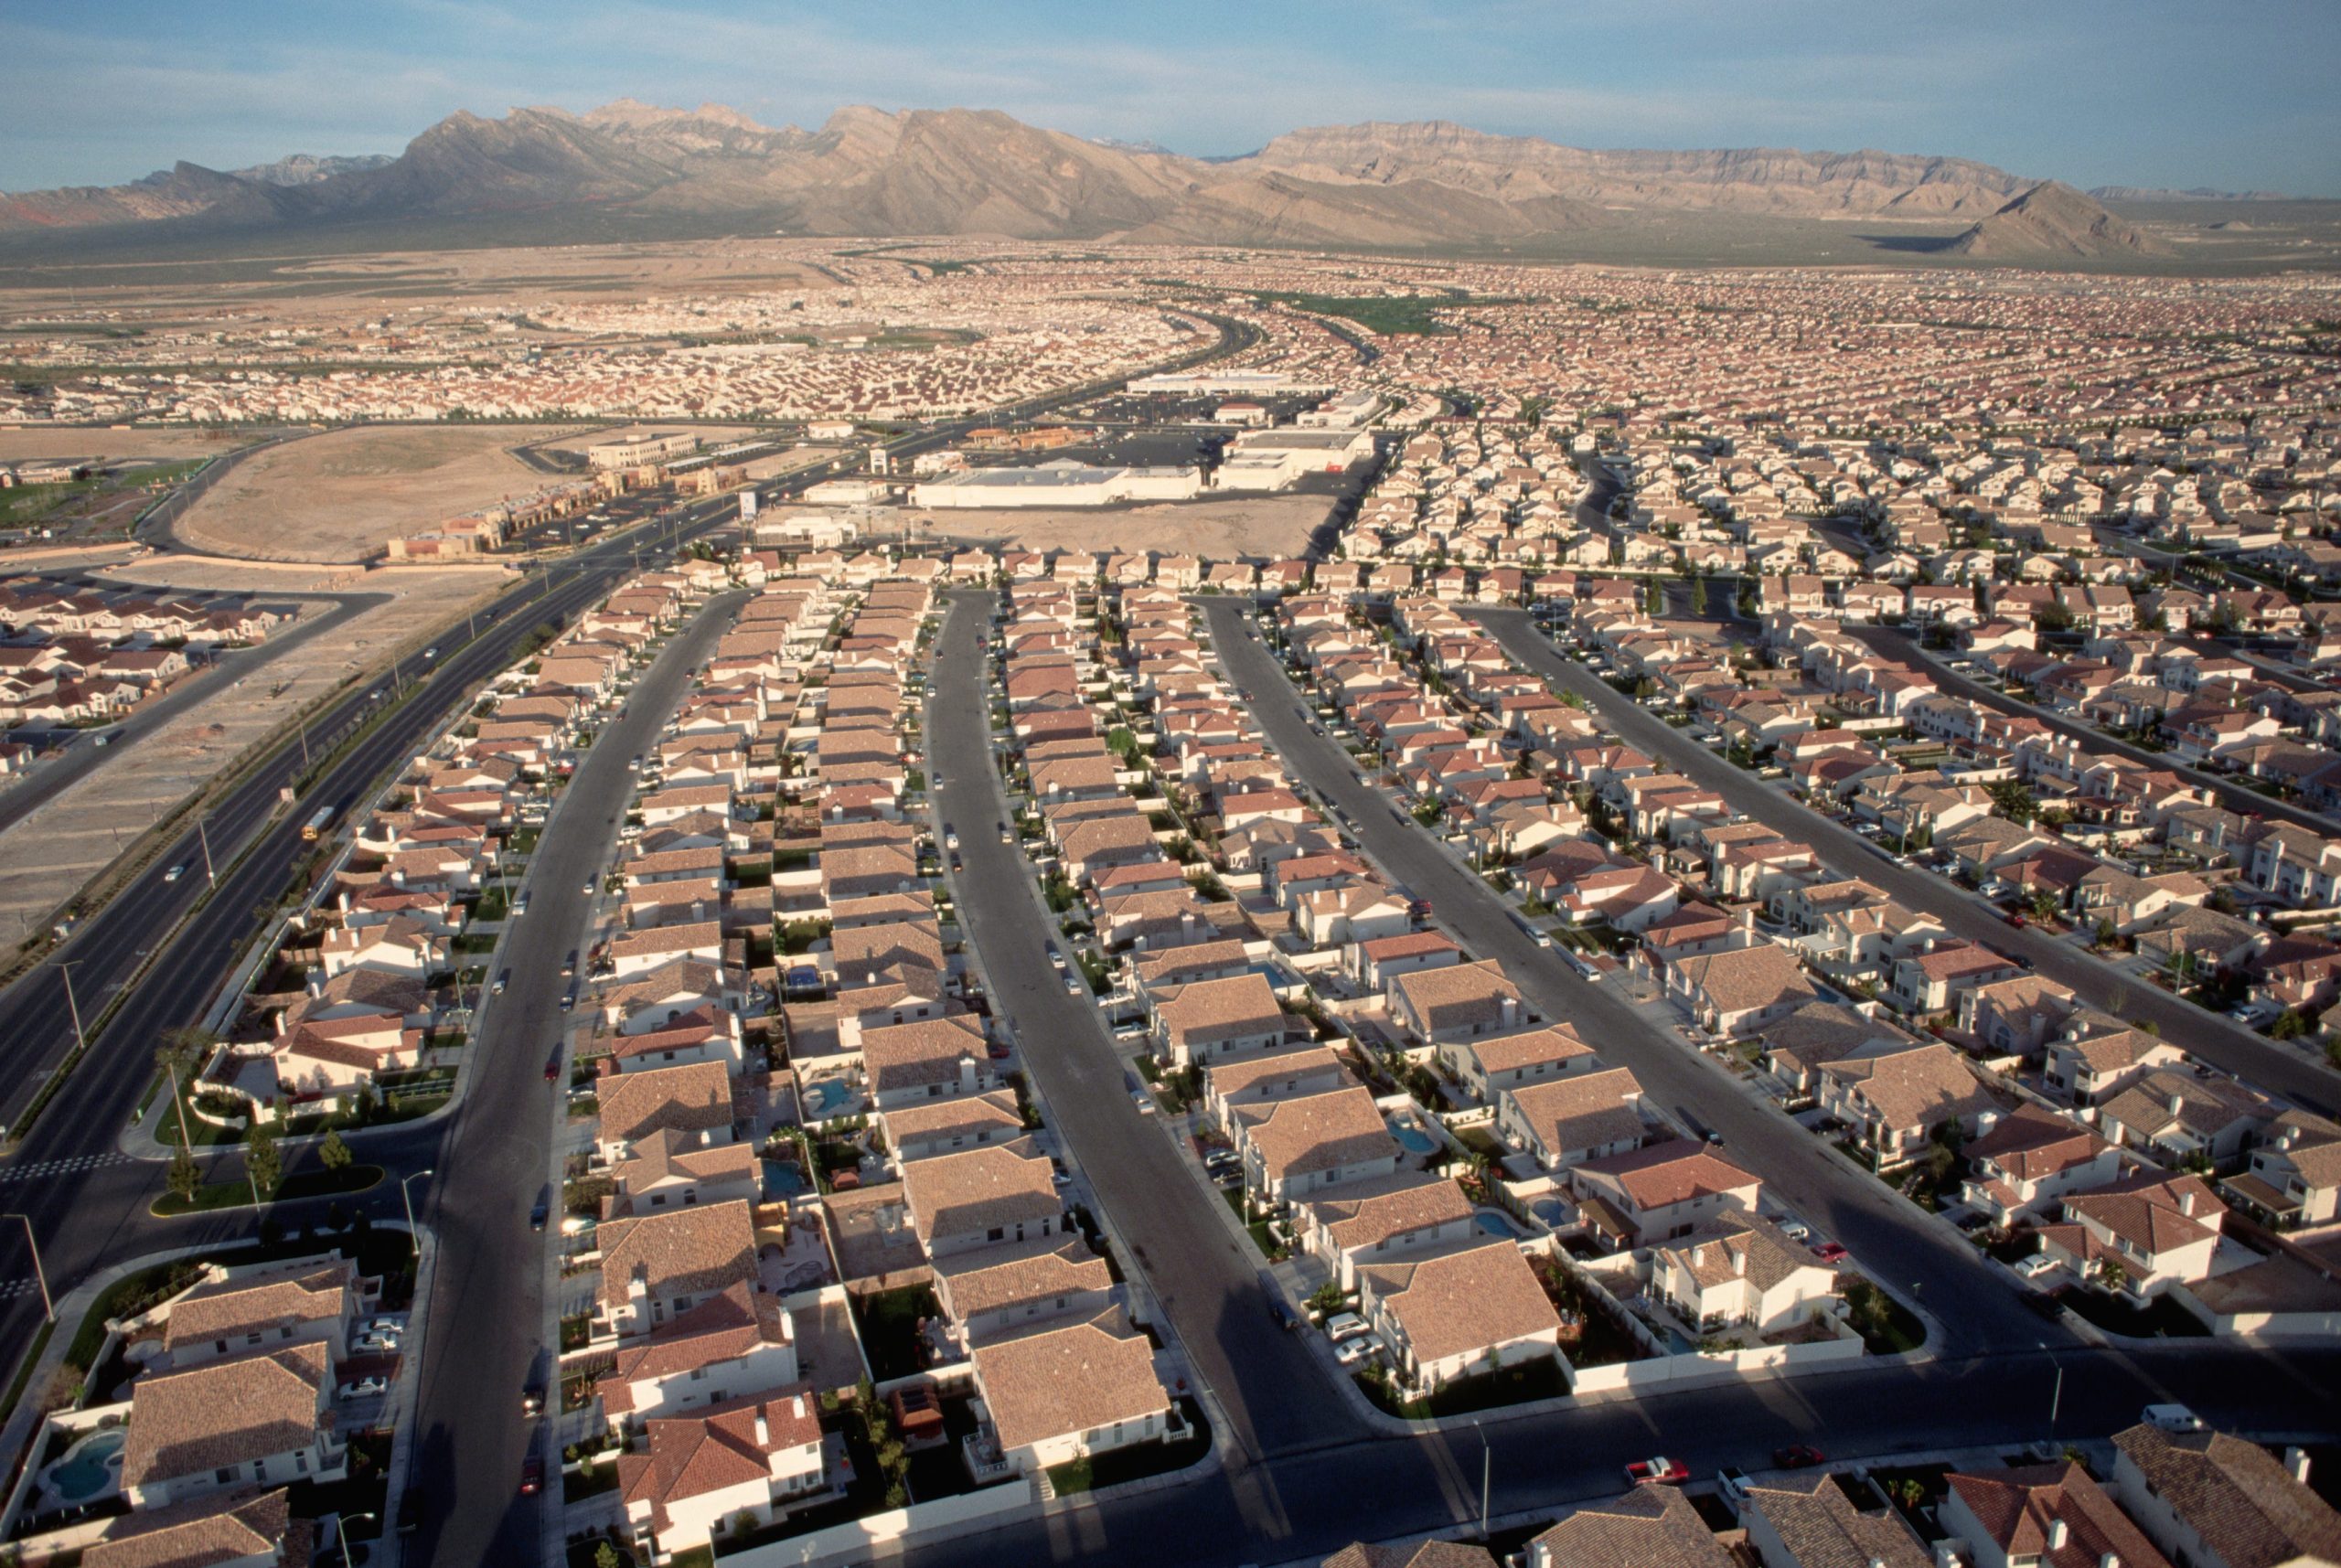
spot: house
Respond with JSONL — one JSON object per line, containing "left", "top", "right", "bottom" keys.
{"left": 1354, "top": 1237, "right": 1563, "bottom": 1392}
{"left": 1740, "top": 1471, "right": 1931, "bottom": 1568}
{"left": 930, "top": 1234, "right": 1115, "bottom": 1343}
{"left": 1816, "top": 1041, "right": 2003, "bottom": 1167}
{"left": 606, "top": 1131, "right": 761, "bottom": 1218}
{"left": 1959, "top": 1104, "right": 2122, "bottom": 1225}
{"left": 2224, "top": 1109, "right": 2341, "bottom": 1228}
{"left": 1497, "top": 1067, "right": 1648, "bottom": 1172}
{"left": 160, "top": 1260, "right": 359, "bottom": 1371}
{"left": 2110, "top": 1423, "right": 2341, "bottom": 1568}
{"left": 1569, "top": 1141, "right": 1761, "bottom": 1248}
{"left": 1325, "top": 1541, "right": 1499, "bottom": 1568}
{"left": 879, "top": 1091, "right": 1027, "bottom": 1163}
{"left": 1203, "top": 1045, "right": 1351, "bottom": 1121}
{"left": 1888, "top": 942, "right": 2020, "bottom": 1016}
{"left": 594, "top": 1200, "right": 759, "bottom": 1337}
{"left": 898, "top": 1139, "right": 1064, "bottom": 1259}
{"left": 595, "top": 1061, "right": 734, "bottom": 1164}
{"left": 2036, "top": 1170, "right": 2226, "bottom": 1297}
{"left": 1665, "top": 944, "right": 1820, "bottom": 1037}
{"left": 2095, "top": 1070, "right": 2272, "bottom": 1166}
{"left": 596, "top": 1283, "right": 800, "bottom": 1431}
{"left": 858, "top": 1015, "right": 997, "bottom": 1109}
{"left": 1152, "top": 972, "right": 1287, "bottom": 1069}
{"left": 617, "top": 1389, "right": 827, "bottom": 1558}
{"left": 1235, "top": 1086, "right": 1406, "bottom": 1206}
{"left": 120, "top": 1342, "right": 341, "bottom": 1509}
{"left": 1939, "top": 1460, "right": 2172, "bottom": 1568}
{"left": 1648, "top": 1207, "right": 1837, "bottom": 1335}
{"left": 1388, "top": 960, "right": 1532, "bottom": 1045}
{"left": 1438, "top": 1024, "right": 1597, "bottom": 1104}
{"left": 1524, "top": 1485, "right": 1733, "bottom": 1568}
{"left": 2041, "top": 1018, "right": 2186, "bottom": 1106}
{"left": 82, "top": 1490, "right": 301, "bottom": 1568}
{"left": 1297, "top": 1171, "right": 1480, "bottom": 1292}
{"left": 965, "top": 1306, "right": 1177, "bottom": 1477}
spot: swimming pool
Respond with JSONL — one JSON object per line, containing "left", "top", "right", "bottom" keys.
{"left": 761, "top": 1158, "right": 807, "bottom": 1200}
{"left": 1391, "top": 1123, "right": 1438, "bottom": 1156}
{"left": 1473, "top": 1209, "right": 1527, "bottom": 1240}
{"left": 1530, "top": 1198, "right": 1566, "bottom": 1225}
{"left": 801, "top": 1079, "right": 854, "bottom": 1118}
{"left": 45, "top": 1427, "right": 124, "bottom": 1505}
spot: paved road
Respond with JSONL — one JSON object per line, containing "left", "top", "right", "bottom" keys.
{"left": 893, "top": 1340, "right": 2341, "bottom": 1568}
{"left": 928, "top": 593, "right": 1365, "bottom": 1468}
{"left": 1201, "top": 602, "right": 2058, "bottom": 1357}
{"left": 1473, "top": 609, "right": 2341, "bottom": 1121}
{"left": 1848, "top": 622, "right": 2341, "bottom": 840}
{"left": 405, "top": 590, "right": 749, "bottom": 1568}
{"left": 0, "top": 589, "right": 389, "bottom": 837}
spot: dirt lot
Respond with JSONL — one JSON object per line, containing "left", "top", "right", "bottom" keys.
{"left": 175, "top": 425, "right": 591, "bottom": 563}
{"left": 911, "top": 494, "right": 1332, "bottom": 559}
{"left": 0, "top": 428, "right": 257, "bottom": 463}
{"left": 0, "top": 558, "right": 507, "bottom": 945}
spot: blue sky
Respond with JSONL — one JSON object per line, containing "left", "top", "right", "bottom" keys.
{"left": 4, "top": 0, "right": 2336, "bottom": 195}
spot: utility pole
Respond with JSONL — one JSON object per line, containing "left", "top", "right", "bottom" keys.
{"left": 2, "top": 1214, "right": 51, "bottom": 1322}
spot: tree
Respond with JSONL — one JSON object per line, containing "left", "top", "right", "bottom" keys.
{"left": 1690, "top": 576, "right": 1709, "bottom": 614}
{"left": 593, "top": 1543, "right": 626, "bottom": 1568}
{"left": 319, "top": 1129, "right": 352, "bottom": 1172}
{"left": 1644, "top": 579, "right": 1663, "bottom": 615}
{"left": 246, "top": 1124, "right": 283, "bottom": 1199}
{"left": 1104, "top": 725, "right": 1139, "bottom": 765}
{"left": 166, "top": 1146, "right": 201, "bottom": 1203}
{"left": 2030, "top": 889, "right": 2061, "bottom": 923}
{"left": 1987, "top": 780, "right": 2038, "bottom": 826}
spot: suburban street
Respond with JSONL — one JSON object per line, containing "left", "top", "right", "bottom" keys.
{"left": 1472, "top": 608, "right": 2341, "bottom": 1120}
{"left": 1848, "top": 621, "right": 2341, "bottom": 840}
{"left": 403, "top": 588, "right": 750, "bottom": 1568}
{"left": 1199, "top": 601, "right": 2058, "bottom": 1355}
{"left": 928, "top": 592, "right": 1367, "bottom": 1474}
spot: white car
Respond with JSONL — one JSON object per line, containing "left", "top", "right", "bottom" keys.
{"left": 163, "top": 865, "right": 186, "bottom": 882}
{"left": 354, "top": 1331, "right": 401, "bottom": 1354}
{"left": 337, "top": 1376, "right": 388, "bottom": 1401}
{"left": 1332, "top": 1334, "right": 1384, "bottom": 1369}
{"left": 2143, "top": 1403, "right": 2207, "bottom": 1433}
{"left": 1777, "top": 1220, "right": 1812, "bottom": 1243}
{"left": 1323, "top": 1312, "right": 1369, "bottom": 1343}
{"left": 2014, "top": 1253, "right": 2059, "bottom": 1279}
{"left": 1131, "top": 1090, "right": 1156, "bottom": 1115}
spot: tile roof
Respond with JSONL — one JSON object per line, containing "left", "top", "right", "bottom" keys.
{"left": 122, "top": 1342, "right": 330, "bottom": 1491}
{"left": 618, "top": 1386, "right": 822, "bottom": 1530}
{"left": 1742, "top": 1470, "right": 1931, "bottom": 1568}
{"left": 899, "top": 1138, "right": 1061, "bottom": 1243}
{"left": 595, "top": 1199, "right": 759, "bottom": 1313}
{"left": 162, "top": 1261, "right": 350, "bottom": 1355}
{"left": 2113, "top": 1424, "right": 2341, "bottom": 1568}
{"left": 969, "top": 1306, "right": 1170, "bottom": 1454}
{"left": 82, "top": 1488, "right": 293, "bottom": 1568}
{"left": 1237, "top": 1086, "right": 1403, "bottom": 1181}
{"left": 1357, "top": 1237, "right": 1561, "bottom": 1367}
{"left": 1524, "top": 1484, "right": 1733, "bottom": 1568}
{"left": 1945, "top": 1461, "right": 2170, "bottom": 1568}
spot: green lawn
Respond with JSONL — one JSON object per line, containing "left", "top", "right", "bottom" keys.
{"left": 1046, "top": 1399, "right": 1210, "bottom": 1495}
{"left": 1353, "top": 1356, "right": 1570, "bottom": 1419}
{"left": 151, "top": 1163, "right": 383, "bottom": 1218}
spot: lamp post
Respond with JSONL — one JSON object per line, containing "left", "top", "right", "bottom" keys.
{"left": 1475, "top": 1418, "right": 1491, "bottom": 1541}
{"left": 337, "top": 1511, "right": 379, "bottom": 1568}
{"left": 57, "top": 961, "right": 87, "bottom": 1060}
{"left": 400, "top": 1168, "right": 434, "bottom": 1257}
{"left": 197, "top": 814, "right": 218, "bottom": 886}
{"left": 2, "top": 1213, "right": 52, "bottom": 1323}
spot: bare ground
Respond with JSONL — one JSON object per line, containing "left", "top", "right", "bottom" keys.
{"left": 0, "top": 559, "right": 508, "bottom": 944}
{"left": 910, "top": 493, "right": 1332, "bottom": 559}
{"left": 0, "top": 428, "right": 258, "bottom": 463}
{"left": 175, "top": 425, "right": 591, "bottom": 563}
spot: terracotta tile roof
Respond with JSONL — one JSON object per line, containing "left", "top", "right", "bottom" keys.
{"left": 1944, "top": 1461, "right": 2170, "bottom": 1568}
{"left": 595, "top": 1199, "right": 759, "bottom": 1314}
{"left": 968, "top": 1306, "right": 1170, "bottom": 1455}
{"left": 1524, "top": 1484, "right": 1733, "bottom": 1568}
{"left": 1304, "top": 1171, "right": 1476, "bottom": 1253}
{"left": 1461, "top": 1024, "right": 1594, "bottom": 1077}
{"left": 880, "top": 1089, "right": 1024, "bottom": 1147}
{"left": 1356, "top": 1238, "right": 1561, "bottom": 1367}
{"left": 933, "top": 1234, "right": 1112, "bottom": 1327}
{"left": 1742, "top": 1470, "right": 1932, "bottom": 1568}
{"left": 1236, "top": 1086, "right": 1402, "bottom": 1181}
{"left": 1321, "top": 1541, "right": 1498, "bottom": 1568}
{"left": 618, "top": 1386, "right": 822, "bottom": 1530}
{"left": 597, "top": 1283, "right": 793, "bottom": 1413}
{"left": 1502, "top": 1067, "right": 1646, "bottom": 1158}
{"left": 163, "top": 1262, "right": 351, "bottom": 1355}
{"left": 1155, "top": 972, "right": 1284, "bottom": 1048}
{"left": 597, "top": 1061, "right": 733, "bottom": 1148}
{"left": 2113, "top": 1424, "right": 2341, "bottom": 1568}
{"left": 83, "top": 1488, "right": 293, "bottom": 1568}
{"left": 898, "top": 1138, "right": 1061, "bottom": 1244}
{"left": 122, "top": 1341, "right": 330, "bottom": 1491}
{"left": 1575, "top": 1140, "right": 1759, "bottom": 1215}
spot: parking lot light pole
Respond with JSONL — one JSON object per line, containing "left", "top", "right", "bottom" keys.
{"left": 400, "top": 1168, "right": 434, "bottom": 1257}
{"left": 3, "top": 1213, "right": 52, "bottom": 1322}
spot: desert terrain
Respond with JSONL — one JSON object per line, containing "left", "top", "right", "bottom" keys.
{"left": 0, "top": 553, "right": 508, "bottom": 944}
{"left": 174, "top": 424, "right": 592, "bottom": 562}
{"left": 911, "top": 494, "right": 1332, "bottom": 559}
{"left": 0, "top": 428, "right": 258, "bottom": 463}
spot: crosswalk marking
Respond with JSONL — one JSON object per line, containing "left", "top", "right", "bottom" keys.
{"left": 0, "top": 1151, "right": 133, "bottom": 1185}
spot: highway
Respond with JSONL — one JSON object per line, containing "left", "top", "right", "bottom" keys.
{"left": 928, "top": 593, "right": 1365, "bottom": 1467}
{"left": 1199, "top": 601, "right": 2058, "bottom": 1357}
{"left": 403, "top": 589, "right": 750, "bottom": 1568}
{"left": 1471, "top": 608, "right": 2341, "bottom": 1120}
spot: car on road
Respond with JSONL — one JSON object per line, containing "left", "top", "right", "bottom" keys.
{"left": 1131, "top": 1090, "right": 1156, "bottom": 1115}
{"left": 2005, "top": 911, "right": 2027, "bottom": 928}
{"left": 582, "top": 880, "right": 596, "bottom": 896}
{"left": 999, "top": 822, "right": 1012, "bottom": 842}
{"left": 1625, "top": 1457, "right": 1689, "bottom": 1487}
{"left": 1810, "top": 1242, "right": 1849, "bottom": 1264}
{"left": 1777, "top": 1220, "right": 1812, "bottom": 1243}
{"left": 164, "top": 864, "right": 186, "bottom": 882}
{"left": 543, "top": 1049, "right": 562, "bottom": 1083}
{"left": 1267, "top": 1299, "right": 1297, "bottom": 1331}
{"left": 2020, "top": 1289, "right": 2066, "bottom": 1320}
{"left": 493, "top": 969, "right": 510, "bottom": 995}
{"left": 1716, "top": 1467, "right": 1751, "bottom": 1504}
{"left": 337, "top": 1376, "right": 388, "bottom": 1401}
{"left": 559, "top": 991, "right": 574, "bottom": 1012}
{"left": 1064, "top": 975, "right": 1085, "bottom": 996}
{"left": 945, "top": 824, "right": 959, "bottom": 849}
{"left": 519, "top": 1452, "right": 544, "bottom": 1496}
{"left": 529, "top": 1187, "right": 551, "bottom": 1230}
{"left": 949, "top": 850, "right": 963, "bottom": 872}
{"left": 1773, "top": 1445, "right": 1826, "bottom": 1468}
{"left": 512, "top": 894, "right": 529, "bottom": 915}
{"left": 1323, "top": 1312, "right": 1369, "bottom": 1343}
{"left": 423, "top": 645, "right": 438, "bottom": 659}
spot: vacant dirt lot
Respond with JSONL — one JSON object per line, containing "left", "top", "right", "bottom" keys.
{"left": 913, "top": 494, "right": 1332, "bottom": 560}
{"left": 176, "top": 425, "right": 590, "bottom": 563}
{"left": 0, "top": 428, "right": 256, "bottom": 463}
{"left": 0, "top": 558, "right": 507, "bottom": 945}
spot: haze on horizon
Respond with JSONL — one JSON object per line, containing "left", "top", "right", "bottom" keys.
{"left": 3, "top": 0, "right": 2336, "bottom": 199}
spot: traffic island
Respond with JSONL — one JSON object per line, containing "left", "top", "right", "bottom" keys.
{"left": 149, "top": 1163, "right": 383, "bottom": 1218}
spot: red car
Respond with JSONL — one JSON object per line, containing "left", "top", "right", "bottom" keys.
{"left": 1811, "top": 1242, "right": 1849, "bottom": 1264}
{"left": 519, "top": 1453, "right": 544, "bottom": 1495}
{"left": 542, "top": 1051, "right": 562, "bottom": 1083}
{"left": 2005, "top": 912, "right": 2027, "bottom": 928}
{"left": 1625, "top": 1456, "right": 1690, "bottom": 1487}
{"left": 1774, "top": 1445, "right": 1826, "bottom": 1468}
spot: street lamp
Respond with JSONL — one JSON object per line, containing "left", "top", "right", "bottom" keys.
{"left": 1474, "top": 1418, "right": 1491, "bottom": 1541}
{"left": 197, "top": 814, "right": 218, "bottom": 886}
{"left": 2, "top": 1213, "right": 53, "bottom": 1323}
{"left": 399, "top": 1168, "right": 434, "bottom": 1257}
{"left": 57, "top": 961, "right": 88, "bottom": 1060}
{"left": 337, "top": 1510, "right": 379, "bottom": 1568}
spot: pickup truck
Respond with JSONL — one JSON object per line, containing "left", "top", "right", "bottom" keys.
{"left": 1625, "top": 1456, "right": 1689, "bottom": 1487}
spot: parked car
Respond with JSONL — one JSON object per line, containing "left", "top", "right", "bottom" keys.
{"left": 529, "top": 1187, "right": 551, "bottom": 1231}
{"left": 559, "top": 992, "right": 574, "bottom": 1012}
{"left": 1625, "top": 1456, "right": 1689, "bottom": 1487}
{"left": 1064, "top": 975, "right": 1085, "bottom": 996}
{"left": 521, "top": 1377, "right": 545, "bottom": 1415}
{"left": 2143, "top": 1403, "right": 2206, "bottom": 1433}
{"left": 512, "top": 894, "right": 529, "bottom": 915}
{"left": 337, "top": 1376, "right": 388, "bottom": 1401}
{"left": 2005, "top": 911, "right": 2027, "bottom": 928}
{"left": 1810, "top": 1242, "right": 1849, "bottom": 1264}
{"left": 2014, "top": 1253, "right": 2058, "bottom": 1279}
{"left": 519, "top": 1452, "right": 544, "bottom": 1496}
{"left": 1333, "top": 1335, "right": 1379, "bottom": 1368}
{"left": 1716, "top": 1467, "right": 1751, "bottom": 1504}
{"left": 1267, "top": 1299, "right": 1298, "bottom": 1331}
{"left": 1323, "top": 1312, "right": 1369, "bottom": 1343}
{"left": 1773, "top": 1445, "right": 1826, "bottom": 1468}
{"left": 1778, "top": 1220, "right": 1812, "bottom": 1243}
{"left": 354, "top": 1330, "right": 401, "bottom": 1354}
{"left": 561, "top": 949, "right": 577, "bottom": 976}
{"left": 1131, "top": 1090, "right": 1156, "bottom": 1115}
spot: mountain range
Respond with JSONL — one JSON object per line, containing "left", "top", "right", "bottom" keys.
{"left": 0, "top": 101, "right": 2171, "bottom": 261}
